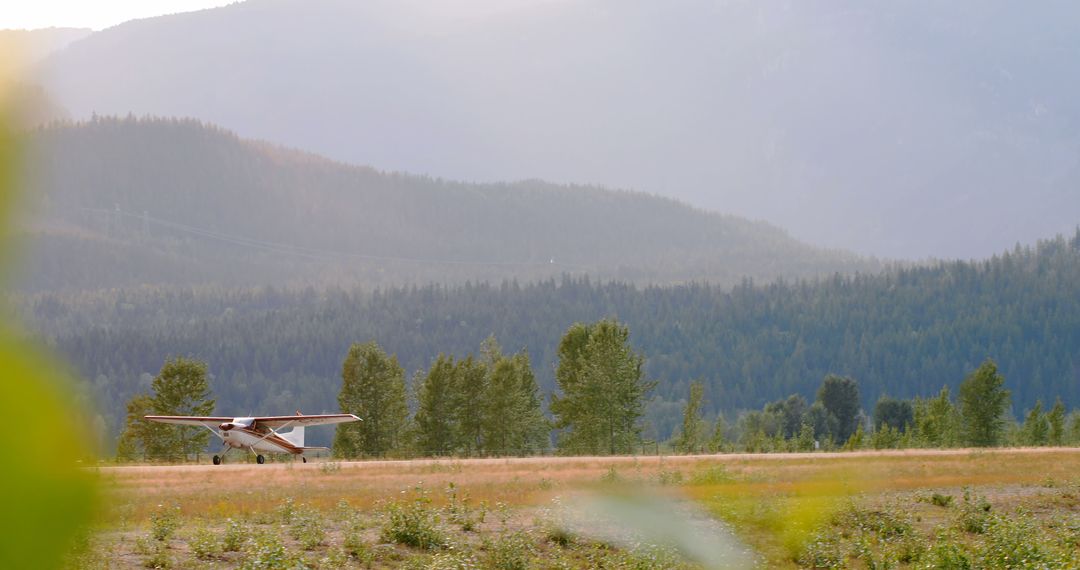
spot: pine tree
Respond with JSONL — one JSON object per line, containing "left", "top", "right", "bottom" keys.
{"left": 708, "top": 415, "right": 727, "bottom": 453}
{"left": 509, "top": 351, "right": 551, "bottom": 454}
{"left": 1069, "top": 412, "right": 1080, "bottom": 445}
{"left": 1047, "top": 398, "right": 1066, "bottom": 446}
{"left": 333, "top": 342, "right": 408, "bottom": 458}
{"left": 958, "top": 359, "right": 1011, "bottom": 447}
{"left": 796, "top": 421, "right": 815, "bottom": 451}
{"left": 914, "top": 386, "right": 959, "bottom": 448}
{"left": 675, "top": 381, "right": 706, "bottom": 454}
{"left": 1021, "top": 401, "right": 1048, "bottom": 446}
{"left": 414, "top": 354, "right": 458, "bottom": 456}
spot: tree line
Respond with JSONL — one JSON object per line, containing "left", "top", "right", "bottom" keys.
{"left": 26, "top": 230, "right": 1080, "bottom": 447}
{"left": 118, "top": 332, "right": 1080, "bottom": 461}
{"left": 119, "top": 320, "right": 654, "bottom": 459}
{"left": 673, "top": 359, "right": 1080, "bottom": 453}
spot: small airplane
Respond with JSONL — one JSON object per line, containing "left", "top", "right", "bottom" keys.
{"left": 145, "top": 411, "right": 361, "bottom": 465}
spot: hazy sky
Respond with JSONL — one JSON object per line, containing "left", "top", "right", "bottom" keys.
{"left": 1, "top": 0, "right": 236, "bottom": 31}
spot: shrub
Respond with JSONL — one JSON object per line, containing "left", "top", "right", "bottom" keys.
{"left": 379, "top": 490, "right": 446, "bottom": 550}
{"left": 239, "top": 529, "right": 293, "bottom": 570}
{"left": 222, "top": 518, "right": 251, "bottom": 552}
{"left": 797, "top": 534, "right": 845, "bottom": 569}
{"left": 925, "top": 540, "right": 973, "bottom": 570}
{"left": 483, "top": 531, "right": 535, "bottom": 570}
{"left": 316, "top": 547, "right": 351, "bottom": 570}
{"left": 141, "top": 544, "right": 172, "bottom": 569}
{"left": 930, "top": 493, "right": 954, "bottom": 508}
{"left": 189, "top": 526, "right": 221, "bottom": 560}
{"left": 689, "top": 465, "right": 732, "bottom": 485}
{"left": 445, "top": 483, "right": 482, "bottom": 532}
{"left": 956, "top": 488, "right": 992, "bottom": 534}
{"left": 977, "top": 512, "right": 1050, "bottom": 568}
{"left": 342, "top": 522, "right": 373, "bottom": 565}
{"left": 275, "top": 497, "right": 297, "bottom": 524}
{"left": 834, "top": 505, "right": 912, "bottom": 539}
{"left": 149, "top": 504, "right": 181, "bottom": 542}
{"left": 289, "top": 507, "right": 326, "bottom": 550}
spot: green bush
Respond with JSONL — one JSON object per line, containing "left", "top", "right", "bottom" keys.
{"left": 955, "top": 489, "right": 992, "bottom": 534}
{"left": 925, "top": 540, "right": 973, "bottom": 570}
{"left": 275, "top": 497, "right": 297, "bottom": 524}
{"left": 189, "top": 526, "right": 221, "bottom": 560}
{"left": 930, "top": 493, "right": 954, "bottom": 508}
{"left": 222, "top": 518, "right": 251, "bottom": 552}
{"left": 379, "top": 490, "right": 446, "bottom": 550}
{"left": 797, "top": 534, "right": 846, "bottom": 569}
{"left": 483, "top": 531, "right": 535, "bottom": 570}
{"left": 289, "top": 507, "right": 326, "bottom": 550}
{"left": 977, "top": 512, "right": 1051, "bottom": 568}
{"left": 239, "top": 529, "right": 293, "bottom": 570}
{"left": 149, "top": 504, "right": 181, "bottom": 542}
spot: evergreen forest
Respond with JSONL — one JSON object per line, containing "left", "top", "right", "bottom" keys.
{"left": 19, "top": 230, "right": 1080, "bottom": 450}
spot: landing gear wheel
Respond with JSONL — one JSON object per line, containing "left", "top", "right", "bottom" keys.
{"left": 256, "top": 454, "right": 265, "bottom": 465}
{"left": 213, "top": 455, "right": 221, "bottom": 465}
{"left": 302, "top": 457, "right": 307, "bottom": 463}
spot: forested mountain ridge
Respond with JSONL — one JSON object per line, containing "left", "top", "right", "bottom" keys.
{"left": 15, "top": 116, "right": 871, "bottom": 291}
{"left": 32, "top": 0, "right": 1080, "bottom": 258}
{"left": 23, "top": 231, "right": 1080, "bottom": 446}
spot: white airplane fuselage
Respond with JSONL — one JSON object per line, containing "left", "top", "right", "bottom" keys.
{"left": 219, "top": 417, "right": 305, "bottom": 455}
{"left": 221, "top": 427, "right": 301, "bottom": 454}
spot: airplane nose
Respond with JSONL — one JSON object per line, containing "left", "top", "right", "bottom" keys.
{"left": 219, "top": 422, "right": 234, "bottom": 431}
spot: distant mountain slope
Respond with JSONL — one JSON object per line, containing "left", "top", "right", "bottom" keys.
{"left": 1, "top": 27, "right": 92, "bottom": 71}
{"left": 16, "top": 117, "right": 871, "bottom": 292}
{"left": 32, "top": 0, "right": 1080, "bottom": 258}
{"left": 25, "top": 232, "right": 1080, "bottom": 444}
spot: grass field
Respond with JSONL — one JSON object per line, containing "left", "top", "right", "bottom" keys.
{"left": 68, "top": 448, "right": 1080, "bottom": 569}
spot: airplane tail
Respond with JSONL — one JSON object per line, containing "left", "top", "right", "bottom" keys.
{"left": 281, "top": 426, "right": 304, "bottom": 448}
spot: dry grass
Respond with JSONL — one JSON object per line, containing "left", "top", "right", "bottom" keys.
{"left": 82, "top": 448, "right": 1080, "bottom": 568}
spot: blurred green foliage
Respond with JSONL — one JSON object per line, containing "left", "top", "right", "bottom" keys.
{"left": 0, "top": 100, "right": 97, "bottom": 567}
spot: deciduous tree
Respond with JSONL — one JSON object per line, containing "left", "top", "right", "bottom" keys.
{"left": 551, "top": 320, "right": 654, "bottom": 455}
{"left": 414, "top": 354, "right": 458, "bottom": 456}
{"left": 817, "top": 375, "right": 860, "bottom": 443}
{"left": 334, "top": 342, "right": 408, "bottom": 457}
{"left": 958, "top": 359, "right": 1011, "bottom": 447}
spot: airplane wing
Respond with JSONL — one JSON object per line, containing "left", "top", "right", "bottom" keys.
{"left": 253, "top": 414, "right": 361, "bottom": 428}
{"left": 144, "top": 415, "right": 233, "bottom": 427}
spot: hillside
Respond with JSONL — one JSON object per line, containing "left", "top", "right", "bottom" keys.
{"left": 32, "top": 0, "right": 1080, "bottom": 259}
{"left": 23, "top": 231, "right": 1080, "bottom": 444}
{"left": 15, "top": 117, "right": 870, "bottom": 292}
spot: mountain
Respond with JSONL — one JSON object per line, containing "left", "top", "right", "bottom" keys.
{"left": 32, "top": 0, "right": 1080, "bottom": 259}
{"left": 0, "top": 27, "right": 92, "bottom": 71}
{"left": 15, "top": 117, "right": 870, "bottom": 292}
{"left": 1, "top": 28, "right": 91, "bottom": 127}
{"left": 24, "top": 231, "right": 1080, "bottom": 445}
